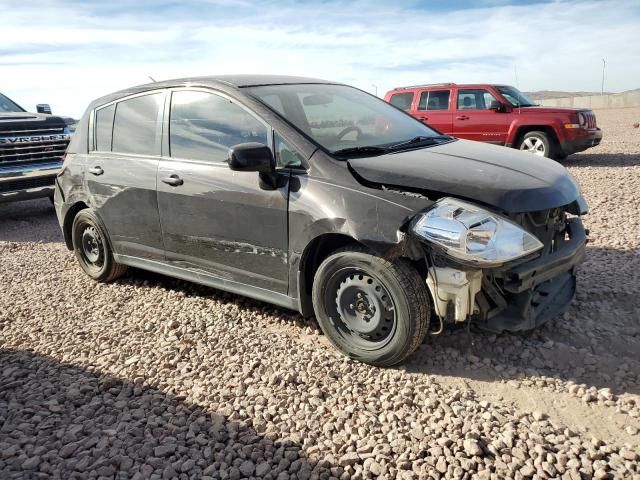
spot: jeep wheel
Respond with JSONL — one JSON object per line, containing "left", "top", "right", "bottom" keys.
{"left": 311, "top": 246, "right": 430, "bottom": 367}
{"left": 518, "top": 131, "right": 551, "bottom": 158}
{"left": 71, "top": 210, "right": 127, "bottom": 282}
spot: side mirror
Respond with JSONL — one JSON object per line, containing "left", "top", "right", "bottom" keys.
{"left": 37, "top": 104, "right": 52, "bottom": 114}
{"left": 489, "top": 100, "right": 504, "bottom": 112}
{"left": 228, "top": 142, "right": 274, "bottom": 173}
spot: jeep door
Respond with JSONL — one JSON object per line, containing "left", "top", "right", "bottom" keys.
{"left": 85, "top": 91, "right": 165, "bottom": 260}
{"left": 156, "top": 89, "right": 289, "bottom": 293}
{"left": 413, "top": 89, "right": 453, "bottom": 134}
{"left": 452, "top": 88, "right": 510, "bottom": 144}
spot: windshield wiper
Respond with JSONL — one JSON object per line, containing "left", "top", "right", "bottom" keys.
{"left": 332, "top": 145, "right": 389, "bottom": 157}
{"left": 387, "top": 135, "right": 451, "bottom": 151}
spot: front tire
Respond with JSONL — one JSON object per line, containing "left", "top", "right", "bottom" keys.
{"left": 518, "top": 131, "right": 552, "bottom": 158}
{"left": 71, "top": 210, "right": 127, "bottom": 282}
{"left": 312, "top": 246, "right": 430, "bottom": 367}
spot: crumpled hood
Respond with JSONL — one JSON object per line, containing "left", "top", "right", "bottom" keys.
{"left": 348, "top": 139, "right": 583, "bottom": 213}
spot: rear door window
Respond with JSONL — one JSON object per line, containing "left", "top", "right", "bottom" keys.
{"left": 457, "top": 89, "right": 498, "bottom": 110}
{"left": 112, "top": 93, "right": 163, "bottom": 155}
{"left": 418, "top": 90, "right": 450, "bottom": 111}
{"left": 169, "top": 90, "right": 268, "bottom": 162}
{"left": 389, "top": 92, "right": 414, "bottom": 111}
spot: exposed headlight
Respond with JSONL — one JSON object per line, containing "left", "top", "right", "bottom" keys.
{"left": 64, "top": 123, "right": 77, "bottom": 134}
{"left": 577, "top": 112, "right": 586, "bottom": 127}
{"left": 411, "top": 198, "right": 544, "bottom": 266}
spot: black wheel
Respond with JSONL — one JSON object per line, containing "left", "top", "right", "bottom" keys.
{"left": 71, "top": 209, "right": 127, "bottom": 282}
{"left": 312, "top": 246, "right": 430, "bottom": 367}
{"left": 518, "top": 131, "right": 552, "bottom": 158}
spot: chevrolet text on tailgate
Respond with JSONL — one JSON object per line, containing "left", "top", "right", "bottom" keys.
{"left": 0, "top": 92, "right": 75, "bottom": 203}
{"left": 55, "top": 75, "right": 588, "bottom": 366}
{"left": 385, "top": 83, "right": 602, "bottom": 160}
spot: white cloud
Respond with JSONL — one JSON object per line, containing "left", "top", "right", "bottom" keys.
{"left": 1, "top": 0, "right": 638, "bottom": 117}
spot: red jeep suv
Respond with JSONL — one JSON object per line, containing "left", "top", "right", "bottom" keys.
{"left": 384, "top": 83, "right": 602, "bottom": 160}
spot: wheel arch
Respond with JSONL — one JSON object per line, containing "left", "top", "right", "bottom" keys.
{"left": 62, "top": 201, "right": 89, "bottom": 250}
{"left": 513, "top": 125, "right": 560, "bottom": 151}
{"left": 295, "top": 231, "right": 426, "bottom": 317}
{"left": 297, "top": 233, "right": 365, "bottom": 317}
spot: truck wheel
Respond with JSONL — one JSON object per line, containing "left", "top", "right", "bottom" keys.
{"left": 518, "top": 131, "right": 552, "bottom": 158}
{"left": 311, "top": 246, "right": 430, "bottom": 367}
{"left": 71, "top": 210, "right": 127, "bottom": 282}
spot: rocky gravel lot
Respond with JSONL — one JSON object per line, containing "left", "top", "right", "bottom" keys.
{"left": 1, "top": 107, "right": 639, "bottom": 479}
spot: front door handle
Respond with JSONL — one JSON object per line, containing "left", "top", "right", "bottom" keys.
{"left": 456, "top": 115, "right": 470, "bottom": 120}
{"left": 161, "top": 174, "right": 184, "bottom": 187}
{"left": 88, "top": 166, "right": 104, "bottom": 176}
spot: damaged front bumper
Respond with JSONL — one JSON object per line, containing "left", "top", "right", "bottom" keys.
{"left": 478, "top": 217, "right": 586, "bottom": 332}
{"left": 423, "top": 217, "right": 587, "bottom": 333}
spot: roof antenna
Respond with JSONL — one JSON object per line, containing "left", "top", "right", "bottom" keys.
{"left": 148, "top": 76, "right": 157, "bottom": 83}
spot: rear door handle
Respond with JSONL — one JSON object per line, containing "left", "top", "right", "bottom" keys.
{"left": 456, "top": 115, "right": 470, "bottom": 120}
{"left": 161, "top": 174, "right": 184, "bottom": 187}
{"left": 88, "top": 166, "right": 104, "bottom": 176}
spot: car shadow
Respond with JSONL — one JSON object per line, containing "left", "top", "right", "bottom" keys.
{"left": 565, "top": 152, "right": 640, "bottom": 167}
{"left": 0, "top": 348, "right": 327, "bottom": 478}
{"left": 0, "top": 198, "right": 61, "bottom": 243}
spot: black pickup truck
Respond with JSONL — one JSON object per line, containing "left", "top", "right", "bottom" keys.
{"left": 0, "top": 92, "right": 75, "bottom": 203}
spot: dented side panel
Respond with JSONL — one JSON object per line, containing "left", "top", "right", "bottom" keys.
{"left": 286, "top": 151, "right": 434, "bottom": 300}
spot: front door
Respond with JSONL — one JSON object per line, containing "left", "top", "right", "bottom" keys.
{"left": 452, "top": 88, "right": 510, "bottom": 144}
{"left": 85, "top": 91, "right": 165, "bottom": 260}
{"left": 413, "top": 89, "right": 453, "bottom": 134}
{"left": 156, "top": 89, "right": 290, "bottom": 293}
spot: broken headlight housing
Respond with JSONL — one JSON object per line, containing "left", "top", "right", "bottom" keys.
{"left": 412, "top": 198, "right": 543, "bottom": 266}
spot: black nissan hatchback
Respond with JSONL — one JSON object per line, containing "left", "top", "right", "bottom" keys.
{"left": 55, "top": 75, "right": 588, "bottom": 366}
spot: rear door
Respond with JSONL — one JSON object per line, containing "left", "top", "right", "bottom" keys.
{"left": 452, "top": 88, "right": 509, "bottom": 143}
{"left": 413, "top": 89, "right": 453, "bottom": 134}
{"left": 156, "top": 88, "right": 290, "bottom": 293}
{"left": 86, "top": 91, "right": 165, "bottom": 260}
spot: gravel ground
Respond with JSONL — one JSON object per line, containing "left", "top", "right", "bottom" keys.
{"left": 1, "top": 107, "right": 639, "bottom": 479}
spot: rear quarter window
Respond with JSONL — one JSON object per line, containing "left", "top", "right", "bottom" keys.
{"left": 389, "top": 92, "right": 414, "bottom": 111}
{"left": 94, "top": 104, "right": 115, "bottom": 151}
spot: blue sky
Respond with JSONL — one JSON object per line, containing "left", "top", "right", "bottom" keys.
{"left": 1, "top": 0, "right": 639, "bottom": 117}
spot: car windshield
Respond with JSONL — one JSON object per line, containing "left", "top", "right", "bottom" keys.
{"left": 495, "top": 86, "right": 537, "bottom": 107}
{"left": 0, "top": 93, "right": 25, "bottom": 113}
{"left": 246, "top": 84, "right": 448, "bottom": 156}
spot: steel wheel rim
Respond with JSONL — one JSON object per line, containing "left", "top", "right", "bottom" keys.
{"left": 520, "top": 137, "right": 546, "bottom": 156}
{"left": 80, "top": 225, "right": 104, "bottom": 268}
{"left": 324, "top": 267, "right": 397, "bottom": 351}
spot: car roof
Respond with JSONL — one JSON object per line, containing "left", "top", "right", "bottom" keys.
{"left": 89, "top": 75, "right": 339, "bottom": 109}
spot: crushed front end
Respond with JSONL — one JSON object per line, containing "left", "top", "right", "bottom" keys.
{"left": 409, "top": 197, "right": 587, "bottom": 333}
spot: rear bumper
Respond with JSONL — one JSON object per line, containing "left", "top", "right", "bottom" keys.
{"left": 560, "top": 128, "right": 603, "bottom": 156}
{"left": 479, "top": 218, "right": 586, "bottom": 332}
{"left": 0, "top": 161, "right": 61, "bottom": 203}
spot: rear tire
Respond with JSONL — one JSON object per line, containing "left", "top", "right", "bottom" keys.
{"left": 311, "top": 246, "right": 430, "bottom": 367}
{"left": 518, "top": 131, "right": 552, "bottom": 158}
{"left": 71, "top": 210, "right": 127, "bottom": 282}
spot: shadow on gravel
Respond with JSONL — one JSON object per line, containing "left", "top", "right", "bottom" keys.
{"left": 0, "top": 198, "right": 61, "bottom": 244}
{"left": 0, "top": 348, "right": 325, "bottom": 479}
{"left": 565, "top": 152, "right": 640, "bottom": 167}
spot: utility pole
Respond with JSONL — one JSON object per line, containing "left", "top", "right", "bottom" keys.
{"left": 371, "top": 85, "right": 378, "bottom": 96}
{"left": 514, "top": 64, "right": 519, "bottom": 88}
{"left": 601, "top": 59, "right": 606, "bottom": 96}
